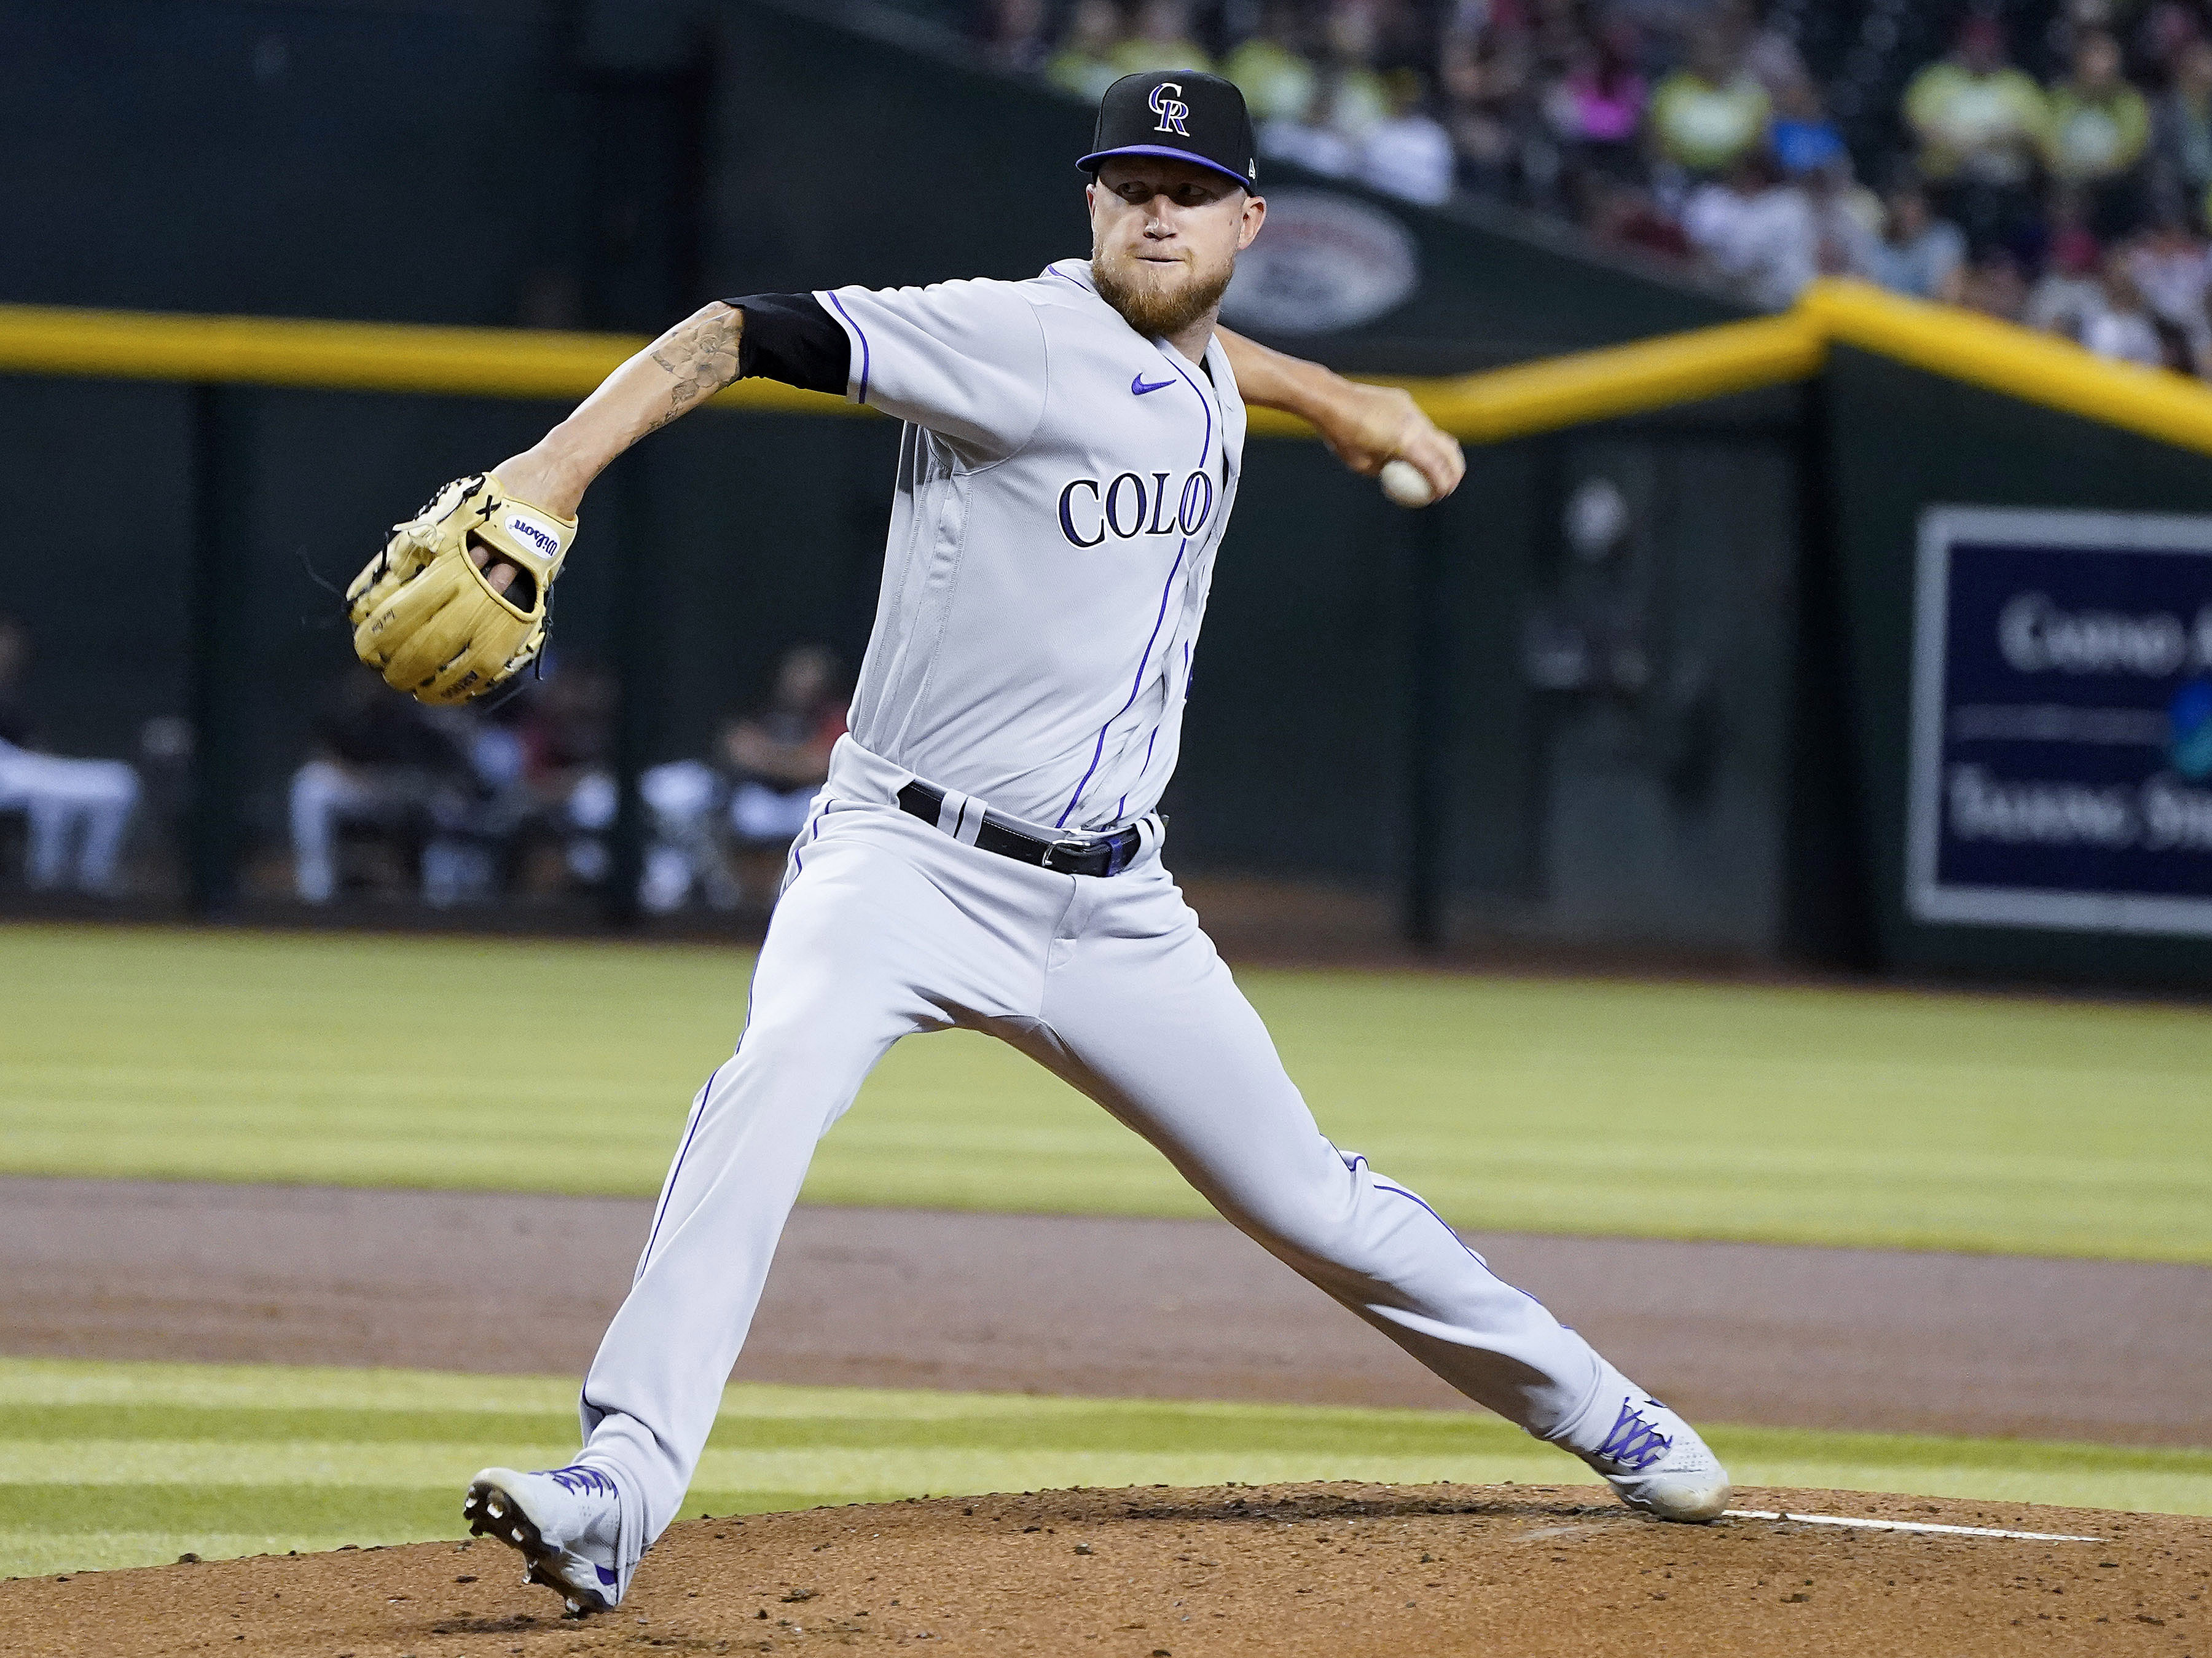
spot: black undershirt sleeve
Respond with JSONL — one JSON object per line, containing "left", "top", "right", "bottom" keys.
{"left": 724, "top": 293, "right": 850, "bottom": 395}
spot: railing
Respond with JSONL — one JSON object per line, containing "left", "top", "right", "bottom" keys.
{"left": 8, "top": 280, "right": 2211, "bottom": 451}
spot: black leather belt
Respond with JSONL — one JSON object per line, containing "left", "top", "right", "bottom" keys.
{"left": 896, "top": 780, "right": 1142, "bottom": 877}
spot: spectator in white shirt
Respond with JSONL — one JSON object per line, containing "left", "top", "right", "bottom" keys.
{"left": 2126, "top": 210, "right": 2212, "bottom": 337}
{"left": 1855, "top": 178, "right": 1969, "bottom": 302}
{"left": 1682, "top": 154, "right": 1819, "bottom": 310}
{"left": 1261, "top": 73, "right": 1361, "bottom": 177}
{"left": 0, "top": 616, "right": 141, "bottom": 896}
{"left": 1359, "top": 69, "right": 1456, "bottom": 204}
{"left": 2082, "top": 251, "right": 2165, "bottom": 364}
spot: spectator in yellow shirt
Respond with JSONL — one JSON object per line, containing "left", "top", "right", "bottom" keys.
{"left": 2045, "top": 29, "right": 2152, "bottom": 238}
{"left": 1223, "top": 1, "right": 1316, "bottom": 124}
{"left": 1109, "top": 0, "right": 1211, "bottom": 77}
{"left": 1648, "top": 26, "right": 1771, "bottom": 178}
{"left": 1045, "top": 0, "right": 1127, "bottom": 104}
{"left": 1902, "top": 14, "right": 2047, "bottom": 248}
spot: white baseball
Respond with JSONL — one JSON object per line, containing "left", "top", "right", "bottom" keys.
{"left": 1379, "top": 458, "right": 1435, "bottom": 509}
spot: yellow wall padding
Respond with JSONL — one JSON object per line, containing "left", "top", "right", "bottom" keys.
{"left": 1798, "top": 278, "right": 2212, "bottom": 458}
{"left": 1392, "top": 312, "right": 1824, "bottom": 442}
{"left": 1241, "top": 312, "right": 1824, "bottom": 441}
{"left": 0, "top": 302, "right": 858, "bottom": 415}
{"left": 0, "top": 298, "right": 1823, "bottom": 441}
{"left": 4, "top": 279, "right": 2211, "bottom": 454}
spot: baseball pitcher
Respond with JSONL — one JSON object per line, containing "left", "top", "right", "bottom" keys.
{"left": 351, "top": 71, "right": 1730, "bottom": 1615}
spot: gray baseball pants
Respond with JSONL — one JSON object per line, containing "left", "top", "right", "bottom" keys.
{"left": 575, "top": 738, "right": 1622, "bottom": 1555}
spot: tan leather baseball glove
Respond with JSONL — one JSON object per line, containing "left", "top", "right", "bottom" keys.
{"left": 348, "top": 473, "right": 577, "bottom": 705}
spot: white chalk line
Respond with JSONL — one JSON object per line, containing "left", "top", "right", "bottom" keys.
{"left": 1725, "top": 1509, "right": 2101, "bottom": 1543}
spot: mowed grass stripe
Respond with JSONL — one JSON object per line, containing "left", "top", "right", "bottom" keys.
{"left": 0, "top": 1404, "right": 1578, "bottom": 1457}
{"left": 4, "top": 926, "right": 2211, "bottom": 1259}
{"left": 15, "top": 1444, "right": 2206, "bottom": 1526}
{"left": 9, "top": 1393, "right": 2205, "bottom": 1479}
{"left": 3, "top": 1361, "right": 2209, "bottom": 1579}
{"left": 5, "top": 1440, "right": 1582, "bottom": 1494}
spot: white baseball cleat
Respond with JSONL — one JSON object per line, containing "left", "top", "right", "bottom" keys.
{"left": 462, "top": 1464, "right": 627, "bottom": 1614}
{"left": 1573, "top": 1389, "right": 1732, "bottom": 1523}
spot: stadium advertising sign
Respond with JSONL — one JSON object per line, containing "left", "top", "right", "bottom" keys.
{"left": 1218, "top": 189, "right": 1419, "bottom": 337}
{"left": 1908, "top": 506, "right": 2212, "bottom": 935}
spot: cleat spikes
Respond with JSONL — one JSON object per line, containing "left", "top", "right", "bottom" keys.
{"left": 464, "top": 1466, "right": 621, "bottom": 1615}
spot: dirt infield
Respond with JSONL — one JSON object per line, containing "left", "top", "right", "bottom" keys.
{"left": 6, "top": 1178, "right": 2210, "bottom": 1444}
{"left": 2, "top": 1483, "right": 2204, "bottom": 1657}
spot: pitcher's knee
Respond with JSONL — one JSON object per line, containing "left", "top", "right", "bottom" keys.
{"left": 1217, "top": 1149, "right": 1469, "bottom": 1286}
{"left": 1207, "top": 1171, "right": 1369, "bottom": 1268}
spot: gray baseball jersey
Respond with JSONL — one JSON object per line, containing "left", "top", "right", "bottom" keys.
{"left": 816, "top": 258, "right": 1245, "bottom": 832}
{"left": 557, "top": 257, "right": 1717, "bottom": 1582}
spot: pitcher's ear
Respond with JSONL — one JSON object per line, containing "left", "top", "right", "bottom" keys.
{"left": 1239, "top": 195, "right": 1267, "bottom": 249}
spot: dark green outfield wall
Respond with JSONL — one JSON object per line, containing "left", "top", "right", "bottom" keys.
{"left": 0, "top": 374, "right": 1806, "bottom": 956}
{"left": 1821, "top": 346, "right": 2212, "bottom": 988}
{"left": 19, "top": 1, "right": 2208, "bottom": 985}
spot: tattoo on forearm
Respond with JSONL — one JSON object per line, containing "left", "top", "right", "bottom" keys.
{"left": 645, "top": 307, "right": 743, "bottom": 431}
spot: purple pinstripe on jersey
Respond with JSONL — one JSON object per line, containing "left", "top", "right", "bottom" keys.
{"left": 1055, "top": 344, "right": 1219, "bottom": 830}
{"left": 1115, "top": 723, "right": 1166, "bottom": 821}
{"left": 1159, "top": 350, "right": 1215, "bottom": 461}
{"left": 826, "top": 292, "right": 871, "bottom": 405}
{"left": 1056, "top": 544, "right": 1185, "bottom": 828}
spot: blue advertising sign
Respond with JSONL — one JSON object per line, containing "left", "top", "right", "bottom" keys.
{"left": 1908, "top": 506, "right": 2212, "bottom": 935}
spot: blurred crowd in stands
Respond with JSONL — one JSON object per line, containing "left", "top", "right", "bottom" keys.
{"left": 0, "top": 616, "right": 141, "bottom": 897}
{"left": 286, "top": 645, "right": 846, "bottom": 914}
{"left": 980, "top": 0, "right": 2212, "bottom": 371}
{"left": 0, "top": 608, "right": 846, "bottom": 917}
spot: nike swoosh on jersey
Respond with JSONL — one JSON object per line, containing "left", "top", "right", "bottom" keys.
{"left": 1130, "top": 373, "right": 1177, "bottom": 395}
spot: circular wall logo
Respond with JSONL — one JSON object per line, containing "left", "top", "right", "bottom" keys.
{"left": 1220, "top": 189, "right": 1421, "bottom": 336}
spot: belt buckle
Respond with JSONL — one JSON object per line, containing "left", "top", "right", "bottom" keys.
{"left": 1043, "top": 838, "right": 1094, "bottom": 874}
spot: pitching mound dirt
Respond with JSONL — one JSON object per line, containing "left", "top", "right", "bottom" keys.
{"left": 2, "top": 1483, "right": 2204, "bottom": 1657}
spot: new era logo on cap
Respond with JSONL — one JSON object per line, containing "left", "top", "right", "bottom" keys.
{"left": 1080, "top": 71, "right": 1258, "bottom": 194}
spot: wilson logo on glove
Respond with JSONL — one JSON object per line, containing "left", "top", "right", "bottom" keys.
{"left": 505, "top": 514, "right": 562, "bottom": 557}
{"left": 345, "top": 473, "right": 577, "bottom": 706}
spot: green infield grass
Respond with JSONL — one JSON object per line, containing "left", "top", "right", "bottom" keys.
{"left": 2, "top": 924, "right": 2208, "bottom": 1259}
{"left": 3, "top": 1358, "right": 2206, "bottom": 1578}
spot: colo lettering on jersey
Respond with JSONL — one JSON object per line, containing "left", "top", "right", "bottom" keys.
{"left": 1104, "top": 472, "right": 1148, "bottom": 538}
{"left": 1057, "top": 479, "right": 1105, "bottom": 547}
{"left": 1057, "top": 470, "right": 1215, "bottom": 548}
{"left": 1146, "top": 472, "right": 1177, "bottom": 535}
{"left": 1178, "top": 470, "right": 1214, "bottom": 535}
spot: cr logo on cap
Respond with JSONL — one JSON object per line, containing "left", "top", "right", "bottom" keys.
{"left": 1148, "top": 81, "right": 1190, "bottom": 136}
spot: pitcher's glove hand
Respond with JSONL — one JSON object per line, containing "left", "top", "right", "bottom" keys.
{"left": 347, "top": 473, "right": 577, "bottom": 705}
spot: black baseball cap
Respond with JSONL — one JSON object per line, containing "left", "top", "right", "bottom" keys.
{"left": 1078, "top": 71, "right": 1260, "bottom": 194}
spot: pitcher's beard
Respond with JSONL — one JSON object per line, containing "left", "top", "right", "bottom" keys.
{"left": 1092, "top": 249, "right": 1234, "bottom": 340}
